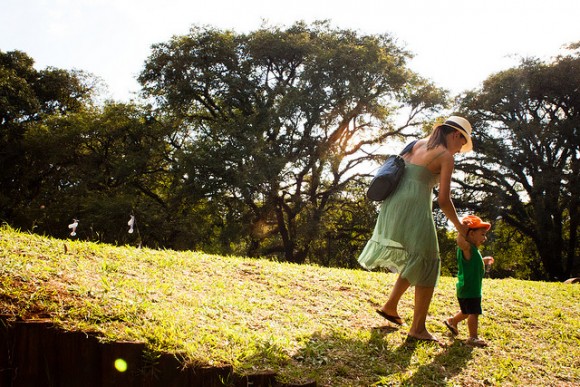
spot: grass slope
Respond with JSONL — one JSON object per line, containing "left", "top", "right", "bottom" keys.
{"left": 1, "top": 225, "right": 579, "bottom": 386}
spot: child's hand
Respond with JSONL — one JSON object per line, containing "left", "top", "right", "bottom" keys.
{"left": 483, "top": 256, "right": 494, "bottom": 265}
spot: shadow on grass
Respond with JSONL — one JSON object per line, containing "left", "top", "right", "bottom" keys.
{"left": 369, "top": 328, "right": 475, "bottom": 385}
{"left": 400, "top": 339, "right": 474, "bottom": 386}
{"left": 281, "top": 326, "right": 474, "bottom": 386}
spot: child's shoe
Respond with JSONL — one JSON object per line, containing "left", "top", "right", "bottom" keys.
{"left": 466, "top": 337, "right": 488, "bottom": 347}
{"left": 444, "top": 318, "right": 458, "bottom": 335}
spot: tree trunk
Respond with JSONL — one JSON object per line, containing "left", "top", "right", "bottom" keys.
{"left": 246, "top": 239, "right": 260, "bottom": 258}
{"left": 537, "top": 235, "right": 564, "bottom": 281}
{"left": 565, "top": 199, "right": 579, "bottom": 278}
{"left": 274, "top": 200, "right": 296, "bottom": 262}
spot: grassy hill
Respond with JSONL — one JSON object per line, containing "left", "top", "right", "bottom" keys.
{"left": 1, "top": 225, "right": 578, "bottom": 386}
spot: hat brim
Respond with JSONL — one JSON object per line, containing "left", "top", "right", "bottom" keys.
{"left": 460, "top": 134, "right": 473, "bottom": 153}
{"left": 435, "top": 122, "right": 473, "bottom": 153}
{"left": 473, "top": 222, "right": 491, "bottom": 231}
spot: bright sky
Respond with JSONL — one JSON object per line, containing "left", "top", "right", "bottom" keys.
{"left": 2, "top": 0, "right": 578, "bottom": 101}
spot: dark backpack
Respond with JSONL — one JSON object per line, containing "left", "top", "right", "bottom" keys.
{"left": 366, "top": 140, "right": 417, "bottom": 201}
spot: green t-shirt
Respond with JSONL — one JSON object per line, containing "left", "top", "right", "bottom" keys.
{"left": 456, "top": 244, "right": 485, "bottom": 298}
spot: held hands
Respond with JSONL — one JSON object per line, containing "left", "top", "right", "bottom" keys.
{"left": 456, "top": 223, "right": 469, "bottom": 240}
{"left": 455, "top": 223, "right": 471, "bottom": 253}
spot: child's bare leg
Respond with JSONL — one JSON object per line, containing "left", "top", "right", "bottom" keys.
{"left": 444, "top": 311, "right": 466, "bottom": 335}
{"left": 446, "top": 311, "right": 468, "bottom": 331}
{"left": 466, "top": 314, "right": 488, "bottom": 346}
{"left": 467, "top": 314, "right": 479, "bottom": 338}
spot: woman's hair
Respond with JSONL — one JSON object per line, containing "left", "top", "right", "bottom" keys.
{"left": 426, "top": 124, "right": 456, "bottom": 150}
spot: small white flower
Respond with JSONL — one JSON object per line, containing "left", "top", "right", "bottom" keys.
{"left": 128, "top": 215, "right": 135, "bottom": 234}
{"left": 68, "top": 219, "right": 79, "bottom": 236}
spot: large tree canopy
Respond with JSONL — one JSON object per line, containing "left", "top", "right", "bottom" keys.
{"left": 0, "top": 47, "right": 223, "bottom": 251}
{"left": 3, "top": 39, "right": 576, "bottom": 278}
{"left": 139, "top": 21, "right": 446, "bottom": 263}
{"left": 0, "top": 50, "right": 95, "bottom": 221}
{"left": 457, "top": 45, "right": 580, "bottom": 280}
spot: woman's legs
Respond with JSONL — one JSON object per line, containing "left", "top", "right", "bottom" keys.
{"left": 408, "top": 285, "right": 437, "bottom": 340}
{"left": 380, "top": 276, "right": 438, "bottom": 340}
{"left": 379, "top": 275, "right": 410, "bottom": 317}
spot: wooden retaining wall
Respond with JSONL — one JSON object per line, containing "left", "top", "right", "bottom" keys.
{"left": 0, "top": 316, "right": 316, "bottom": 387}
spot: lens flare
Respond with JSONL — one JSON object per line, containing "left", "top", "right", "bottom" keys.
{"left": 114, "top": 358, "right": 128, "bottom": 372}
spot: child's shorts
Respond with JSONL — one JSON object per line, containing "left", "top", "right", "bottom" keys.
{"left": 458, "top": 297, "right": 482, "bottom": 315}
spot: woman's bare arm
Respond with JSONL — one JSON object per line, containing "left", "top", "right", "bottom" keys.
{"left": 437, "top": 152, "right": 467, "bottom": 237}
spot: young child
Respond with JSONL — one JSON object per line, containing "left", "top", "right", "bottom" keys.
{"left": 444, "top": 215, "right": 494, "bottom": 347}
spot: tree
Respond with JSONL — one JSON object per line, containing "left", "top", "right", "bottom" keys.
{"left": 457, "top": 44, "right": 580, "bottom": 280}
{"left": 139, "top": 21, "right": 446, "bottom": 264}
{"left": 20, "top": 103, "right": 213, "bottom": 248}
{"left": 0, "top": 50, "right": 217, "bottom": 249}
{"left": 484, "top": 220, "right": 543, "bottom": 280}
{"left": 0, "top": 50, "right": 95, "bottom": 223}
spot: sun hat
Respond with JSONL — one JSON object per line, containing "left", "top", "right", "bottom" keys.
{"left": 436, "top": 116, "right": 473, "bottom": 153}
{"left": 462, "top": 215, "right": 491, "bottom": 231}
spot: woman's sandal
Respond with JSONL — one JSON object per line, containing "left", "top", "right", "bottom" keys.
{"left": 406, "top": 334, "right": 440, "bottom": 343}
{"left": 375, "top": 309, "right": 403, "bottom": 326}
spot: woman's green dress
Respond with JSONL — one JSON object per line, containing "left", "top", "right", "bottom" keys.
{"left": 358, "top": 162, "right": 441, "bottom": 287}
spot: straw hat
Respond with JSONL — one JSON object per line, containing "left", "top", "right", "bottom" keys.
{"left": 437, "top": 116, "right": 473, "bottom": 153}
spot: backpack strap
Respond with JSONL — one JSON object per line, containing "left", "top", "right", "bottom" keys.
{"left": 399, "top": 140, "right": 418, "bottom": 155}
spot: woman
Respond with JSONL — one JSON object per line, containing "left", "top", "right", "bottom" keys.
{"left": 358, "top": 116, "right": 472, "bottom": 342}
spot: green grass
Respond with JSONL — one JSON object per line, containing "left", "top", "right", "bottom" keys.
{"left": 1, "top": 225, "right": 579, "bottom": 386}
